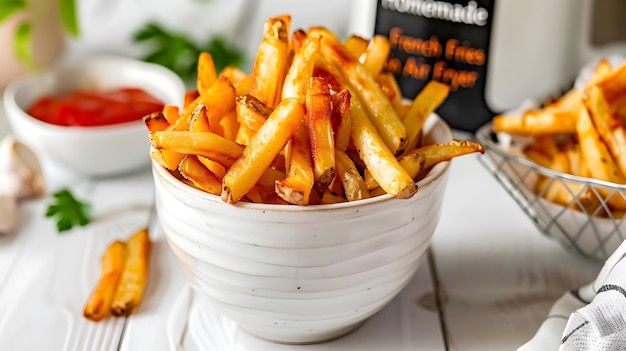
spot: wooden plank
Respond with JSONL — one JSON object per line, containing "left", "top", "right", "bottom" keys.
{"left": 430, "top": 152, "right": 603, "bottom": 350}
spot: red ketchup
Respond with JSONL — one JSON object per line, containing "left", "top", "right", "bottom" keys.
{"left": 27, "top": 88, "right": 164, "bottom": 127}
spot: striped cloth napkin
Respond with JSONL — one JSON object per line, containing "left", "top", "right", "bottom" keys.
{"left": 518, "top": 239, "right": 626, "bottom": 351}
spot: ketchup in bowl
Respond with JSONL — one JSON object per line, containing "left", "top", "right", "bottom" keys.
{"left": 26, "top": 88, "right": 164, "bottom": 127}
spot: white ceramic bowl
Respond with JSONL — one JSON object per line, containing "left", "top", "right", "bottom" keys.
{"left": 153, "top": 114, "right": 453, "bottom": 344}
{"left": 3, "top": 55, "right": 185, "bottom": 176}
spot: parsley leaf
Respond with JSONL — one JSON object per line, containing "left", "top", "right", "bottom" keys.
{"left": 45, "top": 189, "right": 92, "bottom": 233}
{"left": 133, "top": 22, "right": 245, "bottom": 84}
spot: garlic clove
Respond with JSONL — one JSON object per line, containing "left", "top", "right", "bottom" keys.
{"left": 0, "top": 195, "right": 16, "bottom": 235}
{"left": 0, "top": 136, "right": 45, "bottom": 199}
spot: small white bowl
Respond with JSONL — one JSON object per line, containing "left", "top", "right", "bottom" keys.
{"left": 3, "top": 55, "right": 185, "bottom": 176}
{"left": 153, "top": 114, "right": 453, "bottom": 344}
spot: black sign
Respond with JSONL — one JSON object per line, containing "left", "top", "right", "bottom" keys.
{"left": 374, "top": 0, "right": 496, "bottom": 132}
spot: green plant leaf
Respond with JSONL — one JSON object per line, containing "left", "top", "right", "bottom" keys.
{"left": 13, "top": 21, "right": 37, "bottom": 71}
{"left": 58, "top": 0, "right": 79, "bottom": 37}
{"left": 45, "top": 189, "right": 92, "bottom": 233}
{"left": 133, "top": 22, "right": 245, "bottom": 85}
{"left": 0, "top": 0, "right": 27, "bottom": 22}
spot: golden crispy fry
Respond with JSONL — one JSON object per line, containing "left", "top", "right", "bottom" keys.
{"left": 399, "top": 140, "right": 485, "bottom": 180}
{"left": 183, "top": 91, "right": 199, "bottom": 109}
{"left": 275, "top": 123, "right": 314, "bottom": 205}
{"left": 523, "top": 146, "right": 553, "bottom": 169}
{"left": 492, "top": 109, "right": 578, "bottom": 136}
{"left": 281, "top": 34, "right": 321, "bottom": 100}
{"left": 584, "top": 84, "right": 626, "bottom": 177}
{"left": 203, "top": 77, "right": 237, "bottom": 135}
{"left": 362, "top": 35, "right": 390, "bottom": 78}
{"left": 149, "top": 108, "right": 186, "bottom": 171}
{"left": 363, "top": 169, "right": 379, "bottom": 191}
{"left": 335, "top": 149, "right": 369, "bottom": 201}
{"left": 236, "top": 94, "right": 272, "bottom": 132}
{"left": 310, "top": 26, "right": 408, "bottom": 155}
{"left": 235, "top": 124, "right": 256, "bottom": 146}
{"left": 179, "top": 155, "right": 222, "bottom": 195}
{"left": 110, "top": 228, "right": 151, "bottom": 317}
{"left": 576, "top": 105, "right": 626, "bottom": 210}
{"left": 197, "top": 52, "right": 217, "bottom": 93}
{"left": 596, "top": 60, "right": 626, "bottom": 103}
{"left": 290, "top": 28, "right": 308, "bottom": 53}
{"left": 343, "top": 34, "right": 369, "bottom": 60}
{"left": 219, "top": 65, "right": 248, "bottom": 85}
{"left": 377, "top": 72, "right": 404, "bottom": 113}
{"left": 173, "top": 77, "right": 236, "bottom": 132}
{"left": 219, "top": 109, "right": 239, "bottom": 142}
{"left": 150, "top": 130, "right": 244, "bottom": 167}
{"left": 250, "top": 16, "right": 290, "bottom": 108}
{"left": 143, "top": 111, "right": 170, "bottom": 132}
{"left": 83, "top": 240, "right": 127, "bottom": 321}
{"left": 189, "top": 104, "right": 209, "bottom": 132}
{"left": 331, "top": 89, "right": 352, "bottom": 151}
{"left": 350, "top": 94, "right": 417, "bottom": 198}
{"left": 235, "top": 75, "right": 253, "bottom": 96}
{"left": 162, "top": 105, "right": 181, "bottom": 126}
{"left": 222, "top": 98, "right": 305, "bottom": 204}
{"left": 306, "top": 77, "right": 336, "bottom": 191}
{"left": 402, "top": 80, "right": 450, "bottom": 153}
{"left": 319, "top": 190, "right": 347, "bottom": 204}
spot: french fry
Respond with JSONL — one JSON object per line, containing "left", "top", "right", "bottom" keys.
{"left": 189, "top": 104, "right": 209, "bottom": 132}
{"left": 584, "top": 84, "right": 626, "bottom": 177}
{"left": 310, "top": 26, "right": 408, "bottom": 155}
{"left": 83, "top": 240, "right": 127, "bottom": 321}
{"left": 290, "top": 28, "right": 308, "bottom": 53}
{"left": 335, "top": 149, "right": 369, "bottom": 201}
{"left": 179, "top": 155, "right": 222, "bottom": 195}
{"left": 197, "top": 52, "right": 217, "bottom": 93}
{"left": 150, "top": 130, "right": 244, "bottom": 167}
{"left": 377, "top": 72, "right": 404, "bottom": 113}
{"left": 250, "top": 16, "right": 290, "bottom": 108}
{"left": 162, "top": 105, "right": 181, "bottom": 126}
{"left": 219, "top": 109, "right": 240, "bottom": 142}
{"left": 306, "top": 77, "right": 336, "bottom": 191}
{"left": 398, "top": 140, "right": 485, "bottom": 180}
{"left": 281, "top": 34, "right": 321, "bottom": 100}
{"left": 222, "top": 98, "right": 305, "bottom": 204}
{"left": 576, "top": 105, "right": 626, "bottom": 210}
{"left": 362, "top": 35, "right": 390, "bottom": 78}
{"left": 235, "top": 75, "right": 253, "bottom": 96}
{"left": 143, "top": 111, "right": 170, "bottom": 132}
{"left": 350, "top": 94, "right": 417, "bottom": 198}
{"left": 402, "top": 80, "right": 450, "bottom": 153}
{"left": 201, "top": 77, "right": 237, "bottom": 135}
{"left": 236, "top": 94, "right": 272, "bottom": 132}
{"left": 111, "top": 228, "right": 151, "bottom": 317}
{"left": 492, "top": 109, "right": 578, "bottom": 136}
{"left": 275, "top": 123, "right": 314, "bottom": 205}
{"left": 331, "top": 89, "right": 352, "bottom": 151}
{"left": 219, "top": 65, "right": 248, "bottom": 86}
{"left": 343, "top": 34, "right": 369, "bottom": 60}
{"left": 183, "top": 91, "right": 199, "bottom": 109}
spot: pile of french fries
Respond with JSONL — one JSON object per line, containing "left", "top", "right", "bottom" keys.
{"left": 83, "top": 228, "right": 151, "bottom": 321}
{"left": 146, "top": 14, "right": 484, "bottom": 205}
{"left": 492, "top": 59, "right": 626, "bottom": 217}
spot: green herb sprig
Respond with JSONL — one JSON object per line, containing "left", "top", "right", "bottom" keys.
{"left": 133, "top": 22, "right": 245, "bottom": 85}
{"left": 45, "top": 188, "right": 92, "bottom": 233}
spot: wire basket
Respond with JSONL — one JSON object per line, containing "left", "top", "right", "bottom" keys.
{"left": 476, "top": 122, "right": 626, "bottom": 261}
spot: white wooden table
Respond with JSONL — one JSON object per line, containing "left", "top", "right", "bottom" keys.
{"left": 0, "top": 110, "right": 605, "bottom": 350}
